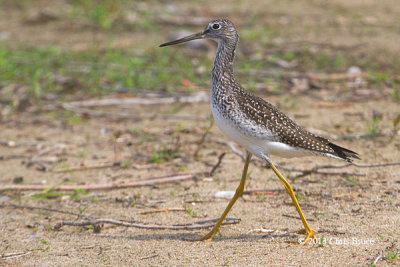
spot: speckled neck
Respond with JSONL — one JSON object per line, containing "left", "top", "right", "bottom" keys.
{"left": 211, "top": 38, "right": 238, "bottom": 95}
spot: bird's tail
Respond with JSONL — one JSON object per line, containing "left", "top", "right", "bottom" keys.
{"left": 328, "top": 143, "right": 361, "bottom": 162}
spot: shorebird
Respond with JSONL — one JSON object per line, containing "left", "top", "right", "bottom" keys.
{"left": 160, "top": 18, "right": 360, "bottom": 244}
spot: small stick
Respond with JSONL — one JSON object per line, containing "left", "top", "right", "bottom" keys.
{"left": 214, "top": 138, "right": 400, "bottom": 177}
{"left": 246, "top": 228, "right": 275, "bottom": 234}
{"left": 283, "top": 161, "right": 400, "bottom": 171}
{"left": 0, "top": 173, "right": 200, "bottom": 192}
{"left": 352, "top": 161, "right": 400, "bottom": 168}
{"left": 0, "top": 251, "right": 33, "bottom": 260}
{"left": 0, "top": 155, "right": 27, "bottom": 160}
{"left": 0, "top": 203, "right": 240, "bottom": 231}
{"left": 316, "top": 229, "right": 346, "bottom": 235}
{"left": 209, "top": 152, "right": 226, "bottom": 176}
{"left": 140, "top": 254, "right": 159, "bottom": 260}
{"left": 243, "top": 189, "right": 284, "bottom": 195}
{"left": 53, "top": 161, "right": 122, "bottom": 173}
{"left": 291, "top": 169, "right": 366, "bottom": 178}
{"left": 373, "top": 251, "right": 383, "bottom": 265}
{"left": 62, "top": 91, "right": 209, "bottom": 107}
{"left": 282, "top": 214, "right": 315, "bottom": 222}
{"left": 62, "top": 105, "right": 206, "bottom": 121}
{"left": 138, "top": 208, "right": 185, "bottom": 215}
{"left": 53, "top": 217, "right": 241, "bottom": 231}
{"left": 0, "top": 203, "right": 92, "bottom": 219}
{"left": 193, "top": 115, "right": 215, "bottom": 159}
{"left": 213, "top": 139, "right": 248, "bottom": 161}
{"left": 238, "top": 69, "right": 368, "bottom": 81}
{"left": 0, "top": 140, "right": 45, "bottom": 147}
{"left": 189, "top": 217, "right": 236, "bottom": 224}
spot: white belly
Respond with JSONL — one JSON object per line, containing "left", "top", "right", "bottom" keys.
{"left": 211, "top": 102, "right": 311, "bottom": 159}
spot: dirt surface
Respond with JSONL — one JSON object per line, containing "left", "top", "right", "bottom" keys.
{"left": 1, "top": 0, "right": 400, "bottom": 266}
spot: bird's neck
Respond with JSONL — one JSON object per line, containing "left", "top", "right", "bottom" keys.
{"left": 211, "top": 39, "right": 237, "bottom": 91}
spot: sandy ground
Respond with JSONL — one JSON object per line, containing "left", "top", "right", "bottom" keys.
{"left": 1, "top": 0, "right": 400, "bottom": 266}
{"left": 1, "top": 96, "right": 399, "bottom": 266}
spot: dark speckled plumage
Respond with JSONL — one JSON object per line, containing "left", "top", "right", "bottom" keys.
{"left": 162, "top": 18, "right": 360, "bottom": 162}
{"left": 204, "top": 19, "right": 360, "bottom": 162}
{"left": 159, "top": 21, "right": 351, "bottom": 242}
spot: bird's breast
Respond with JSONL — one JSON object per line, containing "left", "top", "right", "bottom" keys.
{"left": 211, "top": 98, "right": 270, "bottom": 157}
{"left": 210, "top": 97, "right": 313, "bottom": 159}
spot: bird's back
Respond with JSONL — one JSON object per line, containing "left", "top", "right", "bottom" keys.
{"left": 211, "top": 83, "right": 359, "bottom": 162}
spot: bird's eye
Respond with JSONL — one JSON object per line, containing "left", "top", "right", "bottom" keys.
{"left": 212, "top": 23, "right": 220, "bottom": 30}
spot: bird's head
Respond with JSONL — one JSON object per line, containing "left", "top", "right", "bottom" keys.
{"left": 160, "top": 18, "right": 238, "bottom": 47}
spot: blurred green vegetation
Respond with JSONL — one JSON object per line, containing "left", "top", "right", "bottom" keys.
{"left": 0, "top": 46, "right": 211, "bottom": 99}
{"left": 1, "top": 44, "right": 400, "bottom": 103}
{"left": 0, "top": 0, "right": 399, "bottom": 106}
{"left": 66, "top": 0, "right": 127, "bottom": 30}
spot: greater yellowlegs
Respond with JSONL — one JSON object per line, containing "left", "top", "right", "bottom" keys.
{"left": 160, "top": 18, "right": 360, "bottom": 244}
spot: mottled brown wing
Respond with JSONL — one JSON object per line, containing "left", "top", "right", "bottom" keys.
{"left": 235, "top": 89, "right": 360, "bottom": 161}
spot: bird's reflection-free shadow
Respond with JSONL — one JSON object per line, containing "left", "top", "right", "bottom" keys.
{"left": 55, "top": 231, "right": 298, "bottom": 242}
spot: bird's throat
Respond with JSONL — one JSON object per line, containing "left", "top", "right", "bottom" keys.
{"left": 211, "top": 40, "right": 237, "bottom": 95}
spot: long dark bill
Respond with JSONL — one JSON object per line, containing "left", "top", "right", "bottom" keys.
{"left": 159, "top": 32, "right": 204, "bottom": 47}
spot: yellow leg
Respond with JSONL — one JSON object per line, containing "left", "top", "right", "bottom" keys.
{"left": 269, "top": 163, "right": 316, "bottom": 244}
{"left": 190, "top": 151, "right": 252, "bottom": 241}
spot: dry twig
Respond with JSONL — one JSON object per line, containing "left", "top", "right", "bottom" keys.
{"left": 209, "top": 152, "right": 226, "bottom": 177}
{"left": 213, "top": 139, "right": 248, "bottom": 161}
{"left": 373, "top": 251, "right": 383, "bottom": 265}
{"left": 193, "top": 115, "right": 214, "bottom": 158}
{"left": 0, "top": 155, "right": 27, "bottom": 160}
{"left": 243, "top": 189, "right": 284, "bottom": 195}
{"left": 62, "top": 92, "right": 209, "bottom": 107}
{"left": 238, "top": 69, "right": 367, "bottom": 82}
{"left": 278, "top": 166, "right": 366, "bottom": 178}
{"left": 0, "top": 203, "right": 92, "bottom": 219}
{"left": 0, "top": 140, "right": 45, "bottom": 147}
{"left": 246, "top": 228, "right": 275, "bottom": 235}
{"left": 0, "top": 203, "right": 240, "bottom": 232}
{"left": 341, "top": 131, "right": 396, "bottom": 140}
{"left": 0, "top": 251, "right": 33, "bottom": 260}
{"left": 138, "top": 208, "right": 185, "bottom": 215}
{"left": 53, "top": 217, "right": 240, "bottom": 231}
{"left": 278, "top": 161, "right": 400, "bottom": 178}
{"left": 0, "top": 172, "right": 201, "bottom": 192}
{"left": 213, "top": 138, "right": 400, "bottom": 178}
{"left": 140, "top": 254, "right": 159, "bottom": 260}
{"left": 53, "top": 161, "right": 122, "bottom": 173}
{"left": 61, "top": 105, "right": 206, "bottom": 121}
{"left": 60, "top": 92, "right": 209, "bottom": 121}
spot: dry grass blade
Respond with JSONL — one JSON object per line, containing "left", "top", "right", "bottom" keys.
{"left": 0, "top": 251, "right": 33, "bottom": 260}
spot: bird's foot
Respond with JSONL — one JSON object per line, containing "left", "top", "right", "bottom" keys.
{"left": 185, "top": 228, "right": 221, "bottom": 242}
{"left": 294, "top": 228, "right": 317, "bottom": 245}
